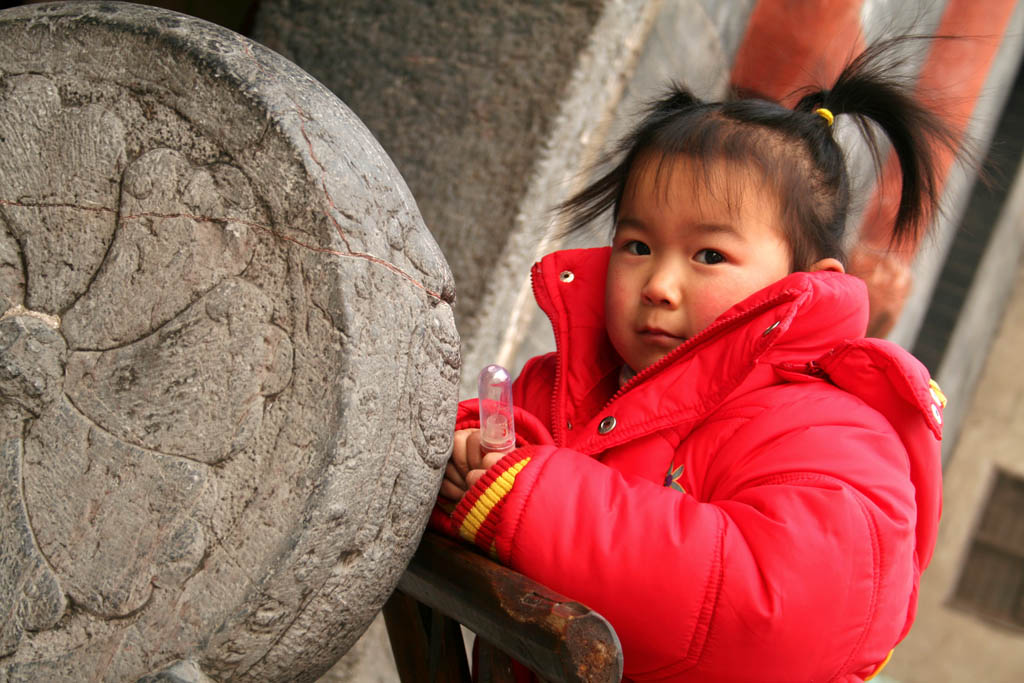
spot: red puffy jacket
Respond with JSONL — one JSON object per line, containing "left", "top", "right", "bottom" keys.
{"left": 437, "top": 248, "right": 943, "bottom": 682}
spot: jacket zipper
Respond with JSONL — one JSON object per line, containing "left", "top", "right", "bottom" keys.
{"left": 600, "top": 291, "right": 798, "bottom": 412}
{"left": 531, "top": 263, "right": 567, "bottom": 445}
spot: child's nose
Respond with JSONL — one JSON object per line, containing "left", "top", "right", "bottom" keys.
{"left": 641, "top": 267, "right": 683, "bottom": 307}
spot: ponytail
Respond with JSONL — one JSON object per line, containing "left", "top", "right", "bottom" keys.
{"left": 794, "top": 36, "right": 964, "bottom": 247}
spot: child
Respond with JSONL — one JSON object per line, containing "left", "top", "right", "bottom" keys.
{"left": 433, "top": 38, "right": 959, "bottom": 682}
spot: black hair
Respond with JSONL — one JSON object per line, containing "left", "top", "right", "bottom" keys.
{"left": 558, "top": 36, "right": 965, "bottom": 271}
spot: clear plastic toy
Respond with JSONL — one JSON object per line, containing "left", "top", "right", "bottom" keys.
{"left": 478, "top": 364, "right": 516, "bottom": 453}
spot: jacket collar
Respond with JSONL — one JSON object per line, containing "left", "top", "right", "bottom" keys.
{"left": 530, "top": 247, "right": 869, "bottom": 450}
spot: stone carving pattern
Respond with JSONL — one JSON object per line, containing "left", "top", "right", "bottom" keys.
{"left": 0, "top": 4, "right": 458, "bottom": 681}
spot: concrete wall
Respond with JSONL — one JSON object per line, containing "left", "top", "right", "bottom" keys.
{"left": 883, "top": 164, "right": 1024, "bottom": 681}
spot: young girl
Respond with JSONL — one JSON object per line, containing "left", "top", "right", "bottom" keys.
{"left": 433, "top": 39, "right": 959, "bottom": 682}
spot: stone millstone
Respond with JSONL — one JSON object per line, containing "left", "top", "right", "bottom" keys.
{"left": 0, "top": 2, "right": 459, "bottom": 681}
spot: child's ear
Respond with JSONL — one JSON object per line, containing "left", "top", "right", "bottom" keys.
{"left": 809, "top": 257, "right": 845, "bottom": 274}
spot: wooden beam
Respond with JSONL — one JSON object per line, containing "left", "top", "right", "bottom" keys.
{"left": 394, "top": 532, "right": 622, "bottom": 683}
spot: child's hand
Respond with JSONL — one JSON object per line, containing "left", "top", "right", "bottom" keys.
{"left": 465, "top": 451, "right": 506, "bottom": 488}
{"left": 439, "top": 429, "right": 478, "bottom": 500}
{"left": 439, "top": 429, "right": 508, "bottom": 501}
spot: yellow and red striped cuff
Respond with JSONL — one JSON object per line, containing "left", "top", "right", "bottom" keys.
{"left": 452, "top": 455, "right": 531, "bottom": 558}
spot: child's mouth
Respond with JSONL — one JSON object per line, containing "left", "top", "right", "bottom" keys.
{"left": 639, "top": 328, "right": 684, "bottom": 347}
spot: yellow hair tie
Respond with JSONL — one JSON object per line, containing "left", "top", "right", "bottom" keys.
{"left": 815, "top": 107, "right": 835, "bottom": 127}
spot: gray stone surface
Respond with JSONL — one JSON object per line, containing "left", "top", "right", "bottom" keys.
{"left": 0, "top": 2, "right": 458, "bottom": 681}
{"left": 137, "top": 659, "right": 218, "bottom": 683}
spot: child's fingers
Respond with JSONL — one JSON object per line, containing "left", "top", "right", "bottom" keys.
{"left": 440, "top": 461, "right": 469, "bottom": 500}
{"left": 465, "top": 430, "right": 484, "bottom": 470}
{"left": 465, "top": 468, "right": 486, "bottom": 489}
{"left": 481, "top": 451, "right": 505, "bottom": 470}
{"left": 444, "top": 461, "right": 467, "bottom": 490}
{"left": 439, "top": 478, "right": 465, "bottom": 501}
{"left": 460, "top": 453, "right": 509, "bottom": 491}
{"left": 451, "top": 429, "right": 477, "bottom": 477}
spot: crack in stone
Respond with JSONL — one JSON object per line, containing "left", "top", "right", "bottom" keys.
{"left": 0, "top": 197, "right": 116, "bottom": 216}
{"left": 291, "top": 108, "right": 354, "bottom": 248}
{"left": 203, "top": 518, "right": 260, "bottom": 588}
{"left": 14, "top": 420, "right": 64, "bottom": 587}
{"left": 0, "top": 198, "right": 445, "bottom": 301}
{"left": 237, "top": 39, "right": 451, "bottom": 306}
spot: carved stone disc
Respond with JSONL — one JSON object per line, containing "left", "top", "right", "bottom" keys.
{"left": 0, "top": 3, "right": 459, "bottom": 681}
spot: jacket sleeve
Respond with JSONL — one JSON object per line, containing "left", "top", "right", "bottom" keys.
{"left": 448, "top": 394, "right": 921, "bottom": 681}
{"left": 428, "top": 377, "right": 555, "bottom": 541}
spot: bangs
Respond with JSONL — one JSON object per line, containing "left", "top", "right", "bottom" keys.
{"left": 623, "top": 148, "right": 778, "bottom": 226}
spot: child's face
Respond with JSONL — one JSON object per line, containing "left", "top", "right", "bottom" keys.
{"left": 605, "top": 155, "right": 792, "bottom": 372}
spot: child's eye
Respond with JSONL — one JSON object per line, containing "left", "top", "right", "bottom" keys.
{"left": 625, "top": 241, "right": 651, "bottom": 256}
{"left": 695, "top": 249, "right": 726, "bottom": 265}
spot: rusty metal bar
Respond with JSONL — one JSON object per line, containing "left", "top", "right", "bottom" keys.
{"left": 395, "top": 532, "right": 623, "bottom": 683}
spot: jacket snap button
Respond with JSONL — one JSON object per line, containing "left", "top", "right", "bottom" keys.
{"left": 598, "top": 416, "right": 616, "bottom": 434}
{"left": 559, "top": 270, "right": 575, "bottom": 283}
{"left": 762, "top": 321, "right": 780, "bottom": 336}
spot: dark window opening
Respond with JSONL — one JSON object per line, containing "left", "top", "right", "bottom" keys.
{"left": 951, "top": 469, "right": 1024, "bottom": 630}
